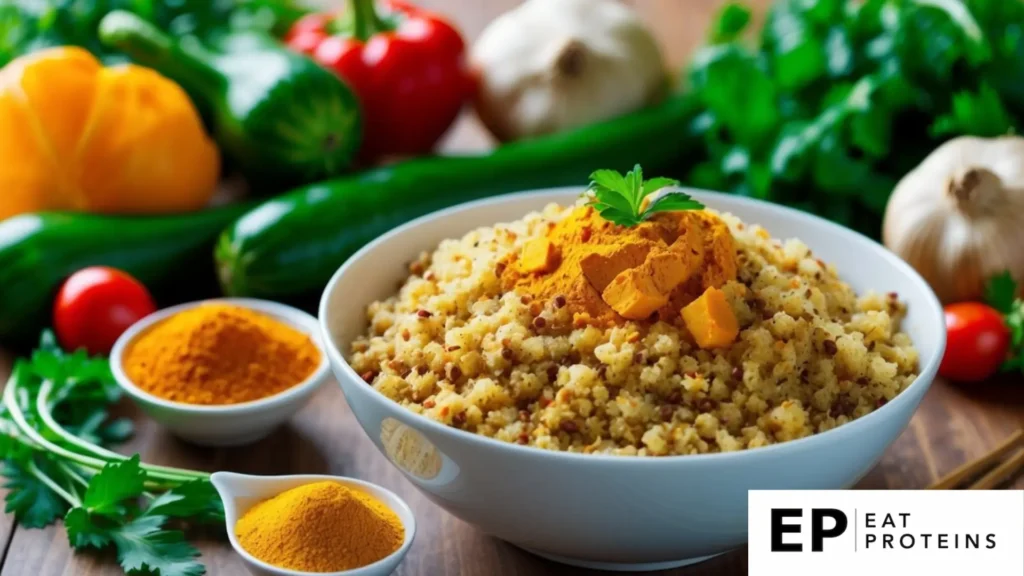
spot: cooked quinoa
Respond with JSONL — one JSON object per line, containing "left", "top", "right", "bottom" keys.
{"left": 347, "top": 203, "right": 919, "bottom": 456}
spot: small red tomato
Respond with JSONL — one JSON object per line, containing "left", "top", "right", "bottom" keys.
{"left": 54, "top": 267, "right": 157, "bottom": 356}
{"left": 939, "top": 302, "right": 1010, "bottom": 382}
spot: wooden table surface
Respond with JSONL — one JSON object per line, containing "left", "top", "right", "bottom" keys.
{"left": 1, "top": 1, "right": 1022, "bottom": 575}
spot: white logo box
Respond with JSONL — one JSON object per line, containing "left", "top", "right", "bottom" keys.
{"left": 749, "top": 490, "right": 1024, "bottom": 576}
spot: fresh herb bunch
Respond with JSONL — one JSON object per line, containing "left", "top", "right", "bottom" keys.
{"left": 0, "top": 0, "right": 311, "bottom": 67}
{"left": 686, "top": 0, "right": 1024, "bottom": 237}
{"left": 985, "top": 271, "right": 1024, "bottom": 372}
{"left": 0, "top": 331, "right": 221, "bottom": 576}
{"left": 587, "top": 164, "right": 704, "bottom": 227}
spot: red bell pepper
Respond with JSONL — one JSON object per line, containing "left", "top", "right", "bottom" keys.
{"left": 286, "top": 0, "right": 472, "bottom": 161}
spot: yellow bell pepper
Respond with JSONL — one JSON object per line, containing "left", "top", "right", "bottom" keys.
{"left": 0, "top": 47, "right": 219, "bottom": 220}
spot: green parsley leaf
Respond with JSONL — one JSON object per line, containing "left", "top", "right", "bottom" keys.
{"left": 143, "top": 480, "right": 224, "bottom": 524}
{"left": 930, "top": 82, "right": 1014, "bottom": 138}
{"left": 710, "top": 2, "right": 751, "bottom": 44}
{"left": 65, "top": 507, "right": 113, "bottom": 550}
{"left": 589, "top": 169, "right": 629, "bottom": 199}
{"left": 587, "top": 165, "right": 703, "bottom": 227}
{"left": 1003, "top": 309, "right": 1024, "bottom": 374}
{"left": 623, "top": 164, "right": 644, "bottom": 212}
{"left": 83, "top": 455, "right": 146, "bottom": 518}
{"left": 985, "top": 271, "right": 1018, "bottom": 314}
{"left": 588, "top": 170, "right": 634, "bottom": 215}
{"left": 2, "top": 458, "right": 69, "bottom": 528}
{"left": 643, "top": 193, "right": 706, "bottom": 218}
{"left": 642, "top": 177, "right": 681, "bottom": 197}
{"left": 112, "top": 516, "right": 205, "bottom": 576}
{"left": 983, "top": 271, "right": 1024, "bottom": 374}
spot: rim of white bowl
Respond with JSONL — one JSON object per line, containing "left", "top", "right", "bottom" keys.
{"left": 215, "top": 472, "right": 416, "bottom": 576}
{"left": 110, "top": 298, "right": 330, "bottom": 414}
{"left": 319, "top": 186, "right": 947, "bottom": 465}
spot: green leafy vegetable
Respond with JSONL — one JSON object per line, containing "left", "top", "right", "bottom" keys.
{"left": 2, "top": 457, "right": 70, "bottom": 528}
{"left": 688, "top": 0, "right": 1024, "bottom": 237}
{"left": 984, "top": 271, "right": 1024, "bottom": 372}
{"left": 66, "top": 508, "right": 114, "bottom": 549}
{"left": 0, "top": 331, "right": 222, "bottom": 576}
{"left": 587, "top": 165, "right": 704, "bottom": 227}
{"left": 931, "top": 82, "right": 1014, "bottom": 137}
{"left": 985, "top": 270, "right": 1017, "bottom": 314}
{"left": 83, "top": 455, "right": 147, "bottom": 517}
{"left": 710, "top": 2, "right": 751, "bottom": 44}
{"left": 67, "top": 458, "right": 206, "bottom": 576}
{"left": 144, "top": 480, "right": 225, "bottom": 524}
{"left": 113, "top": 516, "right": 205, "bottom": 576}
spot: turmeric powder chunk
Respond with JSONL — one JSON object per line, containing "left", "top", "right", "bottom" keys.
{"left": 667, "top": 224, "right": 706, "bottom": 274}
{"left": 692, "top": 212, "right": 738, "bottom": 288}
{"left": 519, "top": 237, "right": 561, "bottom": 274}
{"left": 681, "top": 286, "right": 740, "bottom": 349}
{"left": 579, "top": 243, "right": 650, "bottom": 292}
{"left": 646, "top": 248, "right": 695, "bottom": 293}
{"left": 602, "top": 268, "right": 669, "bottom": 319}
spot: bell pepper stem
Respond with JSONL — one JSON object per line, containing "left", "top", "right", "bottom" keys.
{"left": 344, "top": 0, "right": 393, "bottom": 41}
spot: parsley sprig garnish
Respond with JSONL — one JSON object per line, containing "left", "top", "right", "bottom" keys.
{"left": 0, "top": 331, "right": 220, "bottom": 576}
{"left": 586, "top": 164, "right": 704, "bottom": 227}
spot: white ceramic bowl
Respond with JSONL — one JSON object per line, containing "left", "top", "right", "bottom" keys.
{"left": 319, "top": 188, "right": 946, "bottom": 571}
{"left": 211, "top": 472, "right": 415, "bottom": 576}
{"left": 110, "top": 298, "right": 330, "bottom": 447}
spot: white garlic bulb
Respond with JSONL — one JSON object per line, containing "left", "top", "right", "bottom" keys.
{"left": 470, "top": 0, "right": 666, "bottom": 142}
{"left": 883, "top": 136, "right": 1024, "bottom": 304}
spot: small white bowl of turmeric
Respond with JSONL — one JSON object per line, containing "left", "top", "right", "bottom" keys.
{"left": 110, "top": 298, "right": 330, "bottom": 447}
{"left": 210, "top": 472, "right": 415, "bottom": 576}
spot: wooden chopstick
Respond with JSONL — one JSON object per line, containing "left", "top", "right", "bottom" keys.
{"left": 928, "top": 429, "right": 1023, "bottom": 490}
{"left": 969, "top": 448, "right": 1024, "bottom": 490}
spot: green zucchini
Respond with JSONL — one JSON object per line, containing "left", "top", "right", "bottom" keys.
{"left": 0, "top": 204, "right": 249, "bottom": 346}
{"left": 216, "top": 93, "right": 703, "bottom": 304}
{"left": 98, "top": 11, "right": 361, "bottom": 191}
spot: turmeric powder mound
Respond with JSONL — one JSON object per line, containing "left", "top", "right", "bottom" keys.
{"left": 235, "top": 481, "right": 404, "bottom": 572}
{"left": 122, "top": 304, "right": 320, "bottom": 405}
{"left": 499, "top": 205, "right": 738, "bottom": 325}
{"left": 681, "top": 286, "right": 740, "bottom": 349}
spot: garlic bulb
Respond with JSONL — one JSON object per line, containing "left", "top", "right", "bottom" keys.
{"left": 883, "top": 136, "right": 1024, "bottom": 304}
{"left": 470, "top": 0, "right": 666, "bottom": 142}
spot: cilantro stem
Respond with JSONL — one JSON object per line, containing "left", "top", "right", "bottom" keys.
{"left": 3, "top": 377, "right": 109, "bottom": 471}
{"left": 36, "top": 381, "right": 207, "bottom": 483}
{"left": 3, "top": 373, "right": 207, "bottom": 484}
{"left": 57, "top": 461, "right": 91, "bottom": 490}
{"left": 0, "top": 419, "right": 39, "bottom": 449}
{"left": 27, "top": 460, "right": 81, "bottom": 508}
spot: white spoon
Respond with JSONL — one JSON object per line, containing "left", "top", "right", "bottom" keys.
{"left": 210, "top": 472, "right": 416, "bottom": 576}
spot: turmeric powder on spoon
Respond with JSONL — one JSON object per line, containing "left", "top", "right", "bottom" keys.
{"left": 235, "top": 481, "right": 404, "bottom": 572}
{"left": 122, "top": 303, "right": 320, "bottom": 405}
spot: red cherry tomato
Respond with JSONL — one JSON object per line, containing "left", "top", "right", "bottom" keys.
{"left": 54, "top": 267, "right": 157, "bottom": 356}
{"left": 939, "top": 302, "right": 1010, "bottom": 382}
